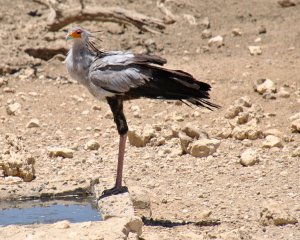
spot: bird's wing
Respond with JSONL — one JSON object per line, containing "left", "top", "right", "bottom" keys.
{"left": 89, "top": 52, "right": 164, "bottom": 94}
{"left": 88, "top": 51, "right": 219, "bottom": 109}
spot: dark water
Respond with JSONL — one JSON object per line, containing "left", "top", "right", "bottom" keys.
{"left": 0, "top": 197, "right": 102, "bottom": 226}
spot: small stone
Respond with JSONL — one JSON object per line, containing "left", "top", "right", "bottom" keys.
{"left": 179, "top": 132, "right": 193, "bottom": 154}
{"left": 225, "top": 105, "right": 243, "bottom": 119}
{"left": 188, "top": 139, "right": 221, "bottom": 157}
{"left": 181, "top": 124, "right": 209, "bottom": 139}
{"left": 92, "top": 105, "right": 101, "bottom": 111}
{"left": 289, "top": 112, "right": 300, "bottom": 121}
{"left": 240, "top": 148, "right": 259, "bottom": 166}
{"left": 263, "top": 135, "right": 283, "bottom": 148}
{"left": 291, "top": 119, "right": 300, "bottom": 133}
{"left": 200, "top": 17, "right": 210, "bottom": 28}
{"left": 234, "top": 96, "right": 252, "bottom": 107}
{"left": 84, "top": 139, "right": 100, "bottom": 150}
{"left": 254, "top": 37, "right": 262, "bottom": 43}
{"left": 48, "top": 147, "right": 74, "bottom": 158}
{"left": 278, "top": 0, "right": 296, "bottom": 7}
{"left": 258, "top": 25, "right": 267, "bottom": 34}
{"left": 278, "top": 87, "right": 290, "bottom": 98}
{"left": 54, "top": 220, "right": 71, "bottom": 229}
{"left": 260, "top": 200, "right": 298, "bottom": 226}
{"left": 3, "top": 176, "right": 23, "bottom": 184}
{"left": 292, "top": 147, "right": 300, "bottom": 157}
{"left": 130, "top": 186, "right": 151, "bottom": 209}
{"left": 248, "top": 46, "right": 262, "bottom": 55}
{"left": 217, "top": 125, "right": 232, "bottom": 139}
{"left": 264, "top": 129, "right": 282, "bottom": 138}
{"left": 128, "top": 125, "right": 156, "bottom": 147}
{"left": 171, "top": 124, "right": 180, "bottom": 138}
{"left": 254, "top": 79, "right": 277, "bottom": 94}
{"left": 232, "top": 125, "right": 263, "bottom": 140}
{"left": 201, "top": 29, "right": 212, "bottom": 39}
{"left": 232, "top": 28, "right": 242, "bottom": 36}
{"left": 183, "top": 14, "right": 197, "bottom": 25}
{"left": 26, "top": 118, "right": 40, "bottom": 128}
{"left": 208, "top": 35, "right": 224, "bottom": 48}
{"left": 3, "top": 87, "right": 15, "bottom": 93}
{"left": 0, "top": 77, "right": 8, "bottom": 87}
{"left": 6, "top": 102, "right": 21, "bottom": 115}
{"left": 236, "top": 112, "right": 249, "bottom": 125}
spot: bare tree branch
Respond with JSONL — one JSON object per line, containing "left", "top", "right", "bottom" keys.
{"left": 47, "top": 6, "right": 166, "bottom": 33}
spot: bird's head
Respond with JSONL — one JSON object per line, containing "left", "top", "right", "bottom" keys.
{"left": 66, "top": 27, "right": 91, "bottom": 42}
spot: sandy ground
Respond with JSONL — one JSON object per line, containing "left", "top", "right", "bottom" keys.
{"left": 0, "top": 0, "right": 299, "bottom": 239}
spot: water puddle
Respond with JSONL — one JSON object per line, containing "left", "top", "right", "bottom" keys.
{"left": 0, "top": 197, "right": 102, "bottom": 226}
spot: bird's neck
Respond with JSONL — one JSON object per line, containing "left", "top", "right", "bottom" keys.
{"left": 67, "top": 40, "right": 93, "bottom": 85}
{"left": 71, "top": 40, "right": 92, "bottom": 63}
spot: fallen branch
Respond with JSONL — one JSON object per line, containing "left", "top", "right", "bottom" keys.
{"left": 47, "top": 6, "right": 166, "bottom": 33}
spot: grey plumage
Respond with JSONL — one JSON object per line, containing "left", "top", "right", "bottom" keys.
{"left": 65, "top": 26, "right": 219, "bottom": 195}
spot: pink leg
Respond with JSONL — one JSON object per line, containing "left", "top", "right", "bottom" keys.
{"left": 115, "top": 133, "right": 127, "bottom": 190}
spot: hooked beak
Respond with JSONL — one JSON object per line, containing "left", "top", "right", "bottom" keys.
{"left": 66, "top": 33, "right": 73, "bottom": 41}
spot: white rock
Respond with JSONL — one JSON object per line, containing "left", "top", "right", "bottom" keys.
{"left": 254, "top": 79, "right": 277, "bottom": 94}
{"left": 26, "top": 118, "right": 40, "bottom": 128}
{"left": 289, "top": 112, "right": 300, "bottom": 121}
{"left": 264, "top": 129, "right": 282, "bottom": 138}
{"left": 84, "top": 139, "right": 100, "bottom": 150}
{"left": 0, "top": 77, "right": 8, "bottom": 87}
{"left": 240, "top": 148, "right": 259, "bottom": 166}
{"left": 278, "top": 87, "right": 290, "bottom": 98}
{"left": 129, "top": 186, "right": 151, "bottom": 209}
{"left": 224, "top": 105, "right": 243, "bottom": 119}
{"left": 263, "top": 135, "right": 283, "bottom": 148}
{"left": 181, "top": 124, "right": 209, "bottom": 139}
{"left": 234, "top": 96, "right": 252, "bottom": 107}
{"left": 128, "top": 125, "right": 156, "bottom": 147}
{"left": 232, "top": 28, "right": 242, "bottom": 36}
{"left": 179, "top": 131, "right": 193, "bottom": 153}
{"left": 292, "top": 147, "right": 300, "bottom": 157}
{"left": 54, "top": 220, "right": 71, "bottom": 229}
{"left": 48, "top": 147, "right": 74, "bottom": 158}
{"left": 188, "top": 139, "right": 220, "bottom": 157}
{"left": 248, "top": 46, "right": 262, "bottom": 55}
{"left": 232, "top": 125, "right": 263, "bottom": 140}
{"left": 6, "top": 102, "right": 21, "bottom": 115}
{"left": 201, "top": 29, "right": 212, "bottom": 39}
{"left": 208, "top": 35, "right": 224, "bottom": 48}
{"left": 200, "top": 17, "right": 210, "bottom": 28}
{"left": 183, "top": 14, "right": 197, "bottom": 25}
{"left": 291, "top": 119, "right": 300, "bottom": 133}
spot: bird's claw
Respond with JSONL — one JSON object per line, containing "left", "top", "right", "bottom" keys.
{"left": 99, "top": 186, "right": 128, "bottom": 199}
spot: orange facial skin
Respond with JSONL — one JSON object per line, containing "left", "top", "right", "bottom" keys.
{"left": 66, "top": 29, "right": 82, "bottom": 40}
{"left": 69, "top": 31, "right": 81, "bottom": 39}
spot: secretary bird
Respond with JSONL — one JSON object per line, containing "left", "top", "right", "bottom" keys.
{"left": 65, "top": 26, "right": 219, "bottom": 195}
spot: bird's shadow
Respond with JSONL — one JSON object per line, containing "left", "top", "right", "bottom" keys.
{"left": 141, "top": 216, "right": 221, "bottom": 228}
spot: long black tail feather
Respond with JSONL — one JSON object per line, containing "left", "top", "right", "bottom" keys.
{"left": 126, "top": 65, "right": 220, "bottom": 110}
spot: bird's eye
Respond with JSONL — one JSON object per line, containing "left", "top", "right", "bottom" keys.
{"left": 76, "top": 30, "right": 82, "bottom": 34}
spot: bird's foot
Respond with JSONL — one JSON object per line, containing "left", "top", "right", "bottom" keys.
{"left": 99, "top": 185, "right": 128, "bottom": 199}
